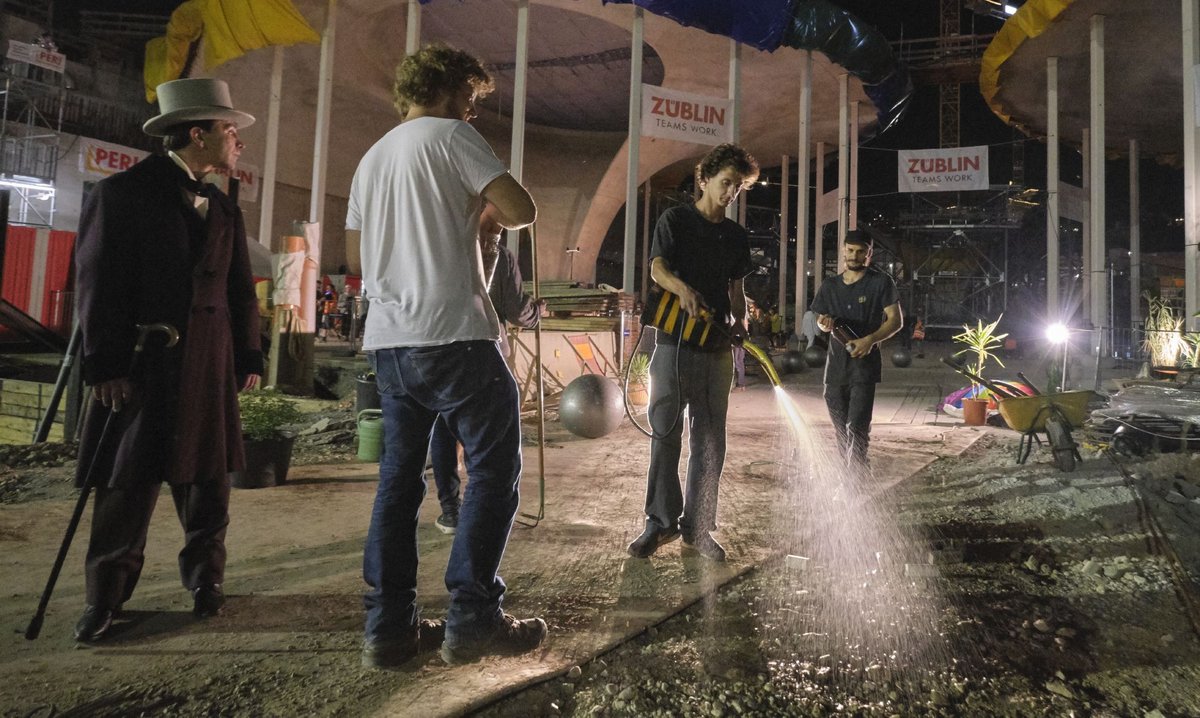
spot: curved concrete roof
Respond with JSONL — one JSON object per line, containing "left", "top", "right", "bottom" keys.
{"left": 216, "top": 0, "right": 879, "bottom": 280}
{"left": 981, "top": 0, "right": 1182, "bottom": 160}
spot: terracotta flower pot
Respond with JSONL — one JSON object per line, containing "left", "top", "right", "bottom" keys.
{"left": 626, "top": 382, "right": 649, "bottom": 408}
{"left": 962, "top": 397, "right": 988, "bottom": 426}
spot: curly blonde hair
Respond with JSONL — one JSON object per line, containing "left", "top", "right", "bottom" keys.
{"left": 393, "top": 43, "right": 495, "bottom": 117}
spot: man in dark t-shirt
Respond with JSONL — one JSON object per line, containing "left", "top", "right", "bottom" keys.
{"left": 628, "top": 144, "right": 758, "bottom": 562}
{"left": 809, "top": 230, "right": 902, "bottom": 469}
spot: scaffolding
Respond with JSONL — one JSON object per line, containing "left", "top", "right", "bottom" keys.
{"left": 0, "top": 59, "right": 65, "bottom": 227}
{"left": 896, "top": 187, "right": 1026, "bottom": 330}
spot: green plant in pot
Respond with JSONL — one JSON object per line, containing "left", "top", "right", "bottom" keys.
{"left": 1142, "top": 294, "right": 1187, "bottom": 370}
{"left": 625, "top": 352, "right": 651, "bottom": 408}
{"left": 952, "top": 315, "right": 1007, "bottom": 426}
{"left": 236, "top": 388, "right": 304, "bottom": 489}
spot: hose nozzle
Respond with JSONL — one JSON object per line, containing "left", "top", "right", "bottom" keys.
{"left": 742, "top": 340, "right": 782, "bottom": 387}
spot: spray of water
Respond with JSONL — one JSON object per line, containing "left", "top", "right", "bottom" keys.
{"left": 756, "top": 386, "right": 958, "bottom": 705}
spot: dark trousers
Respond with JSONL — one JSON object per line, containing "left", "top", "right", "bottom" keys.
{"left": 644, "top": 343, "right": 732, "bottom": 536}
{"left": 823, "top": 382, "right": 877, "bottom": 467}
{"left": 428, "top": 416, "right": 463, "bottom": 516}
{"left": 84, "top": 477, "right": 231, "bottom": 609}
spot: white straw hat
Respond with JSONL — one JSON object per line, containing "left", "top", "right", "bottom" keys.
{"left": 143, "top": 78, "right": 255, "bottom": 137}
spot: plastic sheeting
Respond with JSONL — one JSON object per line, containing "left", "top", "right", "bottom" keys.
{"left": 1091, "top": 383, "right": 1200, "bottom": 426}
{"left": 144, "top": 0, "right": 319, "bottom": 102}
{"left": 979, "top": 0, "right": 1076, "bottom": 126}
{"left": 603, "top": 0, "right": 911, "bottom": 132}
{"left": 780, "top": 0, "right": 911, "bottom": 131}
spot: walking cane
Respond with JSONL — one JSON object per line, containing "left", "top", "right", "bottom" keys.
{"left": 25, "top": 322, "right": 180, "bottom": 640}
{"left": 517, "top": 223, "right": 546, "bottom": 527}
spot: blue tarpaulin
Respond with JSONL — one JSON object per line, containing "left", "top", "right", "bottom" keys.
{"left": 603, "top": 0, "right": 911, "bottom": 131}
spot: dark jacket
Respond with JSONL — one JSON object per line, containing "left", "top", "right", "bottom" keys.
{"left": 74, "top": 153, "right": 263, "bottom": 488}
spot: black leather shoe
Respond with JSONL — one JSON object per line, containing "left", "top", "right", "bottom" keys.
{"left": 627, "top": 524, "right": 681, "bottom": 558}
{"left": 682, "top": 531, "right": 727, "bottom": 562}
{"left": 192, "top": 584, "right": 225, "bottom": 618}
{"left": 74, "top": 605, "right": 114, "bottom": 642}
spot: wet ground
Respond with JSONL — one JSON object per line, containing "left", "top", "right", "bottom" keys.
{"left": 1, "top": 349, "right": 1198, "bottom": 716}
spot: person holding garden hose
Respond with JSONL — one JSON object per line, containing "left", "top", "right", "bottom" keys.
{"left": 627, "top": 144, "right": 758, "bottom": 562}
{"left": 810, "top": 230, "right": 901, "bottom": 471}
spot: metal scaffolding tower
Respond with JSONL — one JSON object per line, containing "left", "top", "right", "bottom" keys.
{"left": 0, "top": 61, "right": 65, "bottom": 227}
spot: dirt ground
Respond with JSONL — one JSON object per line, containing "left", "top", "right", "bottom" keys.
{"left": 2, "top": 355, "right": 1199, "bottom": 717}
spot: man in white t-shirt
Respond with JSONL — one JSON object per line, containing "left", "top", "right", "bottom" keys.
{"left": 345, "top": 44, "right": 543, "bottom": 669}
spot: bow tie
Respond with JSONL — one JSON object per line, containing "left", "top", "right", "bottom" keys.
{"left": 179, "top": 175, "right": 212, "bottom": 197}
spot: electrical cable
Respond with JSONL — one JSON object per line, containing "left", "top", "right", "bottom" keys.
{"left": 623, "top": 325, "right": 685, "bottom": 441}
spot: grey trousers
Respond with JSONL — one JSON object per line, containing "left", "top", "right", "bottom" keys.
{"left": 643, "top": 342, "right": 732, "bottom": 535}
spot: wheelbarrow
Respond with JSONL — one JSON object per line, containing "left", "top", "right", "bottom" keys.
{"left": 940, "top": 357, "right": 1090, "bottom": 472}
{"left": 996, "top": 391, "right": 1093, "bottom": 472}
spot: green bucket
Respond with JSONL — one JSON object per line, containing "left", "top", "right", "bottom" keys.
{"left": 357, "top": 409, "right": 384, "bottom": 462}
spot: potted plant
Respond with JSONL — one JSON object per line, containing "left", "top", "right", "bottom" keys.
{"left": 1142, "top": 294, "right": 1190, "bottom": 375}
{"left": 625, "top": 352, "right": 651, "bottom": 408}
{"left": 953, "top": 315, "right": 1008, "bottom": 426}
{"left": 235, "top": 388, "right": 304, "bottom": 488}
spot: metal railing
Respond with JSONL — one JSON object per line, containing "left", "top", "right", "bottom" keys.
{"left": 891, "top": 33, "right": 995, "bottom": 69}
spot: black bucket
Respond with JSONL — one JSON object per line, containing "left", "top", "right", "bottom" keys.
{"left": 356, "top": 372, "right": 381, "bottom": 414}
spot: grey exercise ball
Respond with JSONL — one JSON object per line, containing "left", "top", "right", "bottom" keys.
{"left": 560, "top": 375, "right": 625, "bottom": 439}
{"left": 891, "top": 349, "right": 912, "bottom": 367}
{"left": 782, "top": 350, "right": 806, "bottom": 374}
{"left": 803, "top": 345, "right": 826, "bottom": 368}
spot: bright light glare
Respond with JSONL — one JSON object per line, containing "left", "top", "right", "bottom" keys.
{"left": 1003, "top": 4, "right": 1018, "bottom": 14}
{"left": 1045, "top": 323, "right": 1069, "bottom": 344}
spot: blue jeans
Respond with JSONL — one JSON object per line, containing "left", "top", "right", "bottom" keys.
{"left": 362, "top": 341, "right": 522, "bottom": 644}
{"left": 643, "top": 343, "right": 732, "bottom": 535}
{"left": 428, "top": 416, "right": 463, "bottom": 515}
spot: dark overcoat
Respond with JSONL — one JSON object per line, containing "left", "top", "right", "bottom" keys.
{"left": 74, "top": 153, "right": 263, "bottom": 489}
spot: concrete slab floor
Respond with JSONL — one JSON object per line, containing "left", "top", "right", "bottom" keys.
{"left": 0, "top": 348, "right": 1084, "bottom": 716}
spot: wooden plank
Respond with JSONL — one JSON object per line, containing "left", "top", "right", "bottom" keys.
{"left": 0, "top": 403, "right": 64, "bottom": 421}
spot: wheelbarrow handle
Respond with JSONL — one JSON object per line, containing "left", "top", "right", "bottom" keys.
{"left": 939, "top": 357, "right": 1023, "bottom": 398}
{"left": 1016, "top": 372, "right": 1043, "bottom": 396}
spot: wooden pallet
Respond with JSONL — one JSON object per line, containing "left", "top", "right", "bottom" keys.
{"left": 0, "top": 379, "right": 67, "bottom": 444}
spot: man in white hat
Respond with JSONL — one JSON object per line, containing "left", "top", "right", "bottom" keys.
{"left": 71, "top": 78, "right": 263, "bottom": 642}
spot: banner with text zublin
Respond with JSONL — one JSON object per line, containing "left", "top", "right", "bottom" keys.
{"left": 897, "top": 146, "right": 989, "bottom": 193}
{"left": 641, "top": 84, "right": 731, "bottom": 146}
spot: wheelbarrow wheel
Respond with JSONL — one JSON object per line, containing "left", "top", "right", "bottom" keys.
{"left": 1045, "top": 416, "right": 1076, "bottom": 472}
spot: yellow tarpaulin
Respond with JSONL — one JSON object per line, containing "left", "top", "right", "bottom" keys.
{"left": 145, "top": 0, "right": 320, "bottom": 103}
{"left": 979, "top": 0, "right": 1076, "bottom": 126}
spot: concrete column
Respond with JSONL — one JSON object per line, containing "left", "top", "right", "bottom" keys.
{"left": 641, "top": 183, "right": 650, "bottom": 302}
{"left": 622, "top": 7, "right": 643, "bottom": 293}
{"left": 796, "top": 50, "right": 812, "bottom": 315}
{"left": 309, "top": 0, "right": 336, "bottom": 233}
{"left": 727, "top": 39, "right": 742, "bottom": 221}
{"left": 779, "top": 154, "right": 789, "bottom": 321}
{"left": 1089, "top": 14, "right": 1107, "bottom": 350}
{"left": 506, "top": 0, "right": 529, "bottom": 255}
{"left": 257, "top": 46, "right": 283, "bottom": 250}
{"left": 850, "top": 100, "right": 860, "bottom": 230}
{"left": 837, "top": 73, "right": 849, "bottom": 273}
{"left": 815, "top": 141, "right": 825, "bottom": 293}
{"left": 1185, "top": 0, "right": 1200, "bottom": 330}
{"left": 1130, "top": 139, "right": 1141, "bottom": 327}
{"left": 1046, "top": 56, "right": 1060, "bottom": 319}
{"left": 405, "top": 0, "right": 420, "bottom": 54}
{"left": 1082, "top": 128, "right": 1091, "bottom": 324}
